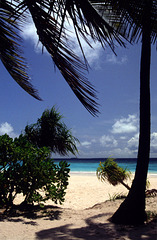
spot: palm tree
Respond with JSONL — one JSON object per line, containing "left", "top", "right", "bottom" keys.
{"left": 97, "top": 158, "right": 131, "bottom": 190}
{"left": 90, "top": 0, "right": 157, "bottom": 224}
{"left": 24, "top": 107, "right": 79, "bottom": 156}
{"left": 1, "top": 0, "right": 124, "bottom": 116}
{"left": 4, "top": 0, "right": 156, "bottom": 224}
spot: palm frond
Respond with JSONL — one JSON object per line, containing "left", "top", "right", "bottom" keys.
{"left": 90, "top": 0, "right": 157, "bottom": 44}
{"left": 63, "top": 0, "right": 125, "bottom": 50}
{"left": 17, "top": 0, "right": 127, "bottom": 116}
{"left": 18, "top": 0, "right": 99, "bottom": 116}
{"left": 0, "top": 1, "right": 41, "bottom": 100}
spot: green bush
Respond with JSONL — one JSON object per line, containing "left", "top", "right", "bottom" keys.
{"left": 0, "top": 134, "right": 70, "bottom": 208}
{"left": 0, "top": 134, "right": 18, "bottom": 207}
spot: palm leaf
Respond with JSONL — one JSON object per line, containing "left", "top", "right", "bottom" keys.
{"left": 90, "top": 0, "right": 157, "bottom": 44}
{"left": 17, "top": 0, "right": 125, "bottom": 116}
{"left": 18, "top": 0, "right": 97, "bottom": 115}
{"left": 0, "top": 1, "right": 41, "bottom": 100}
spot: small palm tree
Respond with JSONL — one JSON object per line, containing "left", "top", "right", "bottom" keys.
{"left": 24, "top": 106, "right": 78, "bottom": 156}
{"left": 97, "top": 158, "right": 131, "bottom": 191}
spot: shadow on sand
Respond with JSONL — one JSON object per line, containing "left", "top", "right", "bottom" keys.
{"left": 0, "top": 204, "right": 62, "bottom": 224}
{"left": 35, "top": 213, "right": 157, "bottom": 240}
{"left": 0, "top": 203, "right": 156, "bottom": 240}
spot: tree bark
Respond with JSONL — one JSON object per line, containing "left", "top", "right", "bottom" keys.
{"left": 111, "top": 1, "right": 151, "bottom": 225}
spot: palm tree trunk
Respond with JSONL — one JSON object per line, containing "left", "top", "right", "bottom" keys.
{"left": 119, "top": 180, "right": 130, "bottom": 191}
{"left": 111, "top": 1, "right": 151, "bottom": 225}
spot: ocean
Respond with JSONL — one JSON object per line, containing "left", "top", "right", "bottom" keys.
{"left": 54, "top": 158, "right": 157, "bottom": 174}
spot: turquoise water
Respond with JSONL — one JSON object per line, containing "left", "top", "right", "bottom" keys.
{"left": 54, "top": 158, "right": 157, "bottom": 174}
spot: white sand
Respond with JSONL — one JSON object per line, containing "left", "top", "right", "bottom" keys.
{"left": 46, "top": 173, "right": 157, "bottom": 209}
{"left": 0, "top": 173, "right": 156, "bottom": 240}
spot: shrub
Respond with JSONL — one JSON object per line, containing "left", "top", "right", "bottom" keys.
{"left": 0, "top": 134, "right": 70, "bottom": 208}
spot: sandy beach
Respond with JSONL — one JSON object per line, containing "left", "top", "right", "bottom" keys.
{"left": 0, "top": 173, "right": 156, "bottom": 240}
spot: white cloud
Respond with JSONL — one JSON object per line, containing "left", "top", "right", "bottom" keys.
{"left": 0, "top": 122, "right": 18, "bottom": 138}
{"left": 91, "top": 139, "right": 97, "bottom": 143}
{"left": 20, "top": 11, "right": 129, "bottom": 71}
{"left": 150, "top": 132, "right": 157, "bottom": 152}
{"left": 64, "top": 19, "right": 103, "bottom": 67}
{"left": 84, "top": 43, "right": 103, "bottom": 67}
{"left": 106, "top": 53, "right": 128, "bottom": 65}
{"left": 81, "top": 141, "right": 91, "bottom": 148}
{"left": 120, "top": 136, "right": 127, "bottom": 140}
{"left": 127, "top": 133, "right": 139, "bottom": 150}
{"left": 151, "top": 132, "right": 157, "bottom": 145}
{"left": 127, "top": 132, "right": 157, "bottom": 155}
{"left": 22, "top": 21, "right": 36, "bottom": 41}
{"left": 0, "top": 122, "right": 13, "bottom": 135}
{"left": 75, "top": 115, "right": 157, "bottom": 158}
{"left": 111, "top": 147, "right": 136, "bottom": 157}
{"left": 100, "top": 135, "right": 118, "bottom": 147}
{"left": 112, "top": 114, "right": 138, "bottom": 134}
{"left": 21, "top": 20, "right": 43, "bottom": 53}
{"left": 75, "top": 114, "right": 141, "bottom": 158}
{"left": 126, "top": 131, "right": 157, "bottom": 156}
{"left": 72, "top": 40, "right": 103, "bottom": 67}
{"left": 21, "top": 16, "right": 103, "bottom": 67}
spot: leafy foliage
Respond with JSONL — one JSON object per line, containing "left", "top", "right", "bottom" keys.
{"left": 0, "top": 134, "right": 70, "bottom": 208}
{"left": 0, "top": 0, "right": 41, "bottom": 100}
{"left": 24, "top": 107, "right": 78, "bottom": 156}
{"left": 90, "top": 0, "right": 157, "bottom": 44}
{"left": 97, "top": 157, "right": 131, "bottom": 190}
{"left": 97, "top": 157, "right": 151, "bottom": 194}
{"left": 0, "top": 134, "right": 17, "bottom": 207}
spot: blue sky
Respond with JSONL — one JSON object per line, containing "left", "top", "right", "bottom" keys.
{"left": 0, "top": 19, "right": 157, "bottom": 159}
